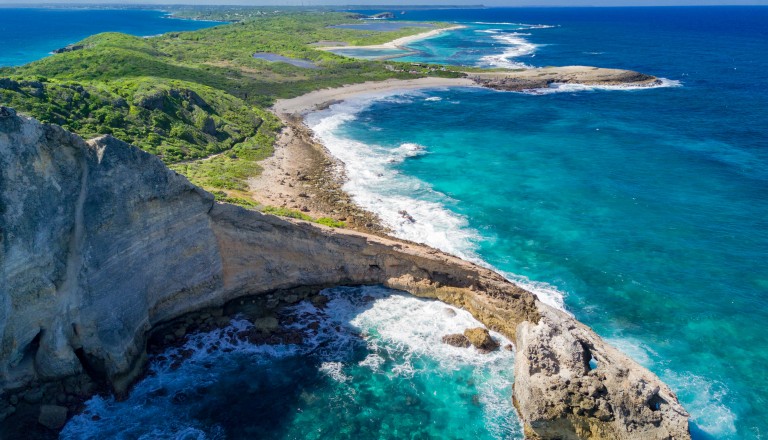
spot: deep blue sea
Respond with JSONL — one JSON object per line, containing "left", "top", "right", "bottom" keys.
{"left": 0, "top": 8, "right": 221, "bottom": 66}
{"left": 4, "top": 6, "right": 765, "bottom": 440}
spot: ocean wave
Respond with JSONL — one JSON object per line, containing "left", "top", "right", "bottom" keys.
{"left": 518, "top": 24, "right": 558, "bottom": 30}
{"left": 605, "top": 335, "right": 737, "bottom": 438}
{"left": 479, "top": 31, "right": 538, "bottom": 69}
{"left": 305, "top": 95, "right": 569, "bottom": 312}
{"left": 471, "top": 22, "right": 556, "bottom": 29}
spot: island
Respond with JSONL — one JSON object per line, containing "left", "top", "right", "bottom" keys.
{"left": 0, "top": 9, "right": 690, "bottom": 440}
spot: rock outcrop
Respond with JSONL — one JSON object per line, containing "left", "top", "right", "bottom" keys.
{"left": 441, "top": 333, "right": 470, "bottom": 348}
{"left": 0, "top": 108, "right": 690, "bottom": 439}
{"left": 514, "top": 305, "right": 690, "bottom": 439}
{"left": 464, "top": 327, "right": 500, "bottom": 353}
{"left": 469, "top": 66, "right": 660, "bottom": 92}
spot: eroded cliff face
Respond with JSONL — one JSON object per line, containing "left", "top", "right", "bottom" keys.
{"left": 0, "top": 108, "right": 689, "bottom": 439}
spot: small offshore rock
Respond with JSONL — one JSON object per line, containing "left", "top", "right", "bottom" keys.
{"left": 253, "top": 316, "right": 279, "bottom": 333}
{"left": 442, "top": 333, "right": 471, "bottom": 348}
{"left": 38, "top": 405, "right": 68, "bottom": 430}
{"left": 442, "top": 307, "right": 457, "bottom": 318}
{"left": 310, "top": 295, "right": 329, "bottom": 308}
{"left": 464, "top": 327, "right": 499, "bottom": 352}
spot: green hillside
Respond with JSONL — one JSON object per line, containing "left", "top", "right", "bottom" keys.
{"left": 0, "top": 11, "right": 458, "bottom": 212}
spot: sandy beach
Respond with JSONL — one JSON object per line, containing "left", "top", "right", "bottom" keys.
{"left": 272, "top": 77, "right": 478, "bottom": 116}
{"left": 317, "top": 25, "right": 466, "bottom": 51}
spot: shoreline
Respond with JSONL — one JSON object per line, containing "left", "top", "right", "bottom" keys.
{"left": 272, "top": 77, "right": 478, "bottom": 116}
{"left": 249, "top": 77, "right": 480, "bottom": 235}
{"left": 317, "top": 25, "right": 466, "bottom": 51}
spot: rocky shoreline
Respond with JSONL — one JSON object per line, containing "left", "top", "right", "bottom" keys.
{"left": 248, "top": 112, "right": 388, "bottom": 235}
{"left": 468, "top": 66, "right": 662, "bottom": 92}
{"left": 260, "top": 67, "right": 662, "bottom": 234}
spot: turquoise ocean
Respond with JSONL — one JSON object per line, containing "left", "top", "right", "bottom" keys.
{"left": 306, "top": 7, "right": 768, "bottom": 439}
{"left": 0, "top": 8, "right": 220, "bottom": 67}
{"left": 2, "top": 6, "right": 766, "bottom": 440}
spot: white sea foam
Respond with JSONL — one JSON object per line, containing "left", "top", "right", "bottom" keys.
{"left": 663, "top": 370, "right": 737, "bottom": 437}
{"left": 335, "top": 288, "right": 522, "bottom": 438}
{"left": 424, "top": 96, "right": 442, "bottom": 101}
{"left": 320, "top": 361, "right": 351, "bottom": 382}
{"left": 472, "top": 22, "right": 557, "bottom": 29}
{"left": 62, "top": 287, "right": 523, "bottom": 439}
{"left": 305, "top": 94, "right": 570, "bottom": 312}
{"left": 606, "top": 335, "right": 737, "bottom": 438}
{"left": 479, "top": 32, "right": 538, "bottom": 69}
{"left": 306, "top": 97, "right": 483, "bottom": 260}
{"left": 519, "top": 24, "right": 558, "bottom": 30}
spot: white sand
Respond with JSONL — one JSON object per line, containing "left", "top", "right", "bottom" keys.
{"left": 272, "top": 77, "right": 478, "bottom": 116}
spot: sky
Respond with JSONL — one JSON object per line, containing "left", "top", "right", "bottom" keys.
{"left": 1, "top": 0, "right": 767, "bottom": 5}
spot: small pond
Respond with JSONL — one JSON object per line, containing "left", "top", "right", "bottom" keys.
{"left": 253, "top": 53, "right": 318, "bottom": 69}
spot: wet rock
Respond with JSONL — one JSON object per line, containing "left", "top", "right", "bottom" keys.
{"left": 463, "top": 328, "right": 499, "bottom": 352}
{"left": 398, "top": 210, "right": 416, "bottom": 223}
{"left": 253, "top": 317, "right": 279, "bottom": 333}
{"left": 442, "top": 333, "right": 471, "bottom": 348}
{"left": 38, "top": 405, "right": 68, "bottom": 430}
{"left": 23, "top": 388, "right": 44, "bottom": 404}
{"left": 310, "top": 295, "right": 329, "bottom": 308}
{"left": 442, "top": 307, "right": 457, "bottom": 318}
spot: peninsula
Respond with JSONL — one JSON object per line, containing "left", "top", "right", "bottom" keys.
{"left": 0, "top": 9, "right": 689, "bottom": 440}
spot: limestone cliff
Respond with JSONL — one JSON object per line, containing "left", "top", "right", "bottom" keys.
{"left": 0, "top": 107, "right": 690, "bottom": 439}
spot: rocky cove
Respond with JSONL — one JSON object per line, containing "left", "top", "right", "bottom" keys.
{"left": 0, "top": 106, "right": 690, "bottom": 439}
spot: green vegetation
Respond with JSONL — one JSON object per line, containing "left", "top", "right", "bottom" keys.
{"left": 0, "top": 76, "right": 265, "bottom": 162}
{"left": 0, "top": 10, "right": 461, "bottom": 221}
{"left": 262, "top": 206, "right": 345, "bottom": 228}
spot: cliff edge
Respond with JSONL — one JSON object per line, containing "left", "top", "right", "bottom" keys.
{"left": 0, "top": 108, "right": 689, "bottom": 439}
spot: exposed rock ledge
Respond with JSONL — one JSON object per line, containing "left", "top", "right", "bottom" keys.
{"left": 0, "top": 107, "right": 689, "bottom": 439}
{"left": 468, "top": 66, "right": 660, "bottom": 92}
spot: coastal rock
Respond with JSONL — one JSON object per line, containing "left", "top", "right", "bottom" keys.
{"left": 0, "top": 108, "right": 690, "bottom": 439}
{"left": 513, "top": 304, "right": 690, "bottom": 439}
{"left": 464, "top": 328, "right": 499, "bottom": 352}
{"left": 52, "top": 44, "right": 85, "bottom": 54}
{"left": 441, "top": 334, "right": 471, "bottom": 348}
{"left": 469, "top": 66, "right": 660, "bottom": 92}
